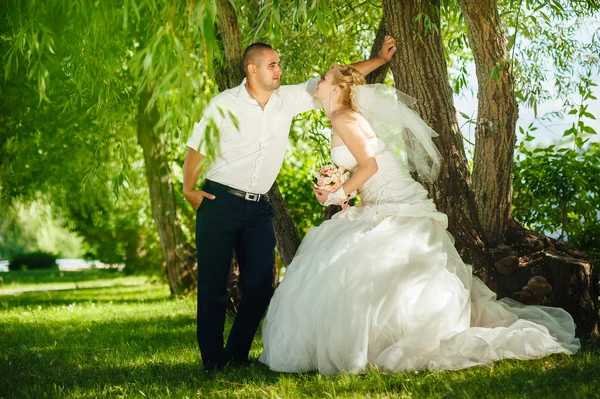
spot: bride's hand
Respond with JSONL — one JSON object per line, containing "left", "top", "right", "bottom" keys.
{"left": 379, "top": 35, "right": 397, "bottom": 63}
{"left": 313, "top": 187, "right": 330, "bottom": 205}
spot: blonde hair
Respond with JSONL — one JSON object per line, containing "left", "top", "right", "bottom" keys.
{"left": 329, "top": 64, "right": 366, "bottom": 113}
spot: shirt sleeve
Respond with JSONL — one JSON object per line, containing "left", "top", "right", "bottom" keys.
{"left": 186, "top": 98, "right": 224, "bottom": 156}
{"left": 288, "top": 77, "right": 322, "bottom": 115}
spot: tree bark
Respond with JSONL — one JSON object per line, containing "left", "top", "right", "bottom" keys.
{"left": 215, "top": 0, "right": 244, "bottom": 89}
{"left": 382, "top": 0, "right": 491, "bottom": 279}
{"left": 383, "top": 0, "right": 599, "bottom": 341}
{"left": 457, "top": 0, "right": 597, "bottom": 340}
{"left": 366, "top": 18, "right": 390, "bottom": 85}
{"left": 503, "top": 221, "right": 599, "bottom": 342}
{"left": 268, "top": 183, "right": 301, "bottom": 266}
{"left": 137, "top": 88, "right": 197, "bottom": 294}
{"left": 458, "top": 0, "right": 518, "bottom": 246}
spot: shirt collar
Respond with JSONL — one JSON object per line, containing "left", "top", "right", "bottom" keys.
{"left": 237, "top": 78, "right": 249, "bottom": 98}
{"left": 236, "top": 78, "right": 282, "bottom": 99}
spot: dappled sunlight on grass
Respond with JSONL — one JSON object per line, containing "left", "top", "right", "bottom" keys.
{"left": 1, "top": 271, "right": 599, "bottom": 398}
{"left": 0, "top": 284, "right": 171, "bottom": 312}
{"left": 0, "top": 268, "right": 150, "bottom": 293}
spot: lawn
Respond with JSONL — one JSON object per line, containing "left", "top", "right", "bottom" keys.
{"left": 0, "top": 268, "right": 148, "bottom": 293}
{"left": 0, "top": 270, "right": 598, "bottom": 398}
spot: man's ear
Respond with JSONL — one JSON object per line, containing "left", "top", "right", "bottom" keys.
{"left": 247, "top": 64, "right": 256, "bottom": 77}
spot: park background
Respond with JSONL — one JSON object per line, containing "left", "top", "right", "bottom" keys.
{"left": 1, "top": 0, "right": 599, "bottom": 398}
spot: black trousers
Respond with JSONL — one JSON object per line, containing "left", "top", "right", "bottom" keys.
{"left": 195, "top": 181, "right": 276, "bottom": 369}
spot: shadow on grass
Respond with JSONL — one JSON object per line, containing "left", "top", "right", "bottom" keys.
{"left": 1, "top": 312, "right": 282, "bottom": 397}
{"left": 2, "top": 278, "right": 599, "bottom": 398}
{"left": 0, "top": 268, "right": 127, "bottom": 286}
{"left": 0, "top": 284, "right": 171, "bottom": 309}
{"left": 2, "top": 307, "right": 599, "bottom": 398}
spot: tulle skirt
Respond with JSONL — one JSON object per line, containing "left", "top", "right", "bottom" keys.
{"left": 259, "top": 203, "right": 580, "bottom": 375}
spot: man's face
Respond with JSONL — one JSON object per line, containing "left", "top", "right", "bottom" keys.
{"left": 250, "top": 49, "right": 282, "bottom": 91}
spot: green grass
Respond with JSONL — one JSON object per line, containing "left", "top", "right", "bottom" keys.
{"left": 1, "top": 271, "right": 599, "bottom": 398}
{"left": 0, "top": 268, "right": 148, "bottom": 293}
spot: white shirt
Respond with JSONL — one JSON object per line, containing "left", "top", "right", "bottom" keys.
{"left": 187, "top": 78, "right": 320, "bottom": 194}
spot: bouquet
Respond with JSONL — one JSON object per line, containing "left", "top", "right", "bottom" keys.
{"left": 313, "top": 164, "right": 356, "bottom": 209}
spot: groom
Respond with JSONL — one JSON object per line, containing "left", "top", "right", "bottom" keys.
{"left": 183, "top": 38, "right": 397, "bottom": 372}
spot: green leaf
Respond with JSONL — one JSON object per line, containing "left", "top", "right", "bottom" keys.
{"left": 227, "top": 110, "right": 240, "bottom": 131}
{"left": 582, "top": 126, "right": 596, "bottom": 134}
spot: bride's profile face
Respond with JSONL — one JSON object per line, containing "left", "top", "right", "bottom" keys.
{"left": 315, "top": 69, "right": 337, "bottom": 102}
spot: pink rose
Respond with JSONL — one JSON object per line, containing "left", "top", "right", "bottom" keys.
{"left": 317, "top": 176, "right": 325, "bottom": 187}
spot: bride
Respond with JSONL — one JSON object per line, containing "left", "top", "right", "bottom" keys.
{"left": 259, "top": 64, "right": 580, "bottom": 375}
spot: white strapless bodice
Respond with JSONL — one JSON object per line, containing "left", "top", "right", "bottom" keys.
{"left": 331, "top": 137, "right": 446, "bottom": 227}
{"left": 332, "top": 137, "right": 430, "bottom": 206}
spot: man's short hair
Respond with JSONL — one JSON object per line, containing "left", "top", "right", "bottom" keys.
{"left": 242, "top": 43, "right": 274, "bottom": 76}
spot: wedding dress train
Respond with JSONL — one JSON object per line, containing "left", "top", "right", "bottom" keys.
{"left": 259, "top": 138, "right": 579, "bottom": 375}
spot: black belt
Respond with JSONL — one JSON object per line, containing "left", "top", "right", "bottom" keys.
{"left": 203, "top": 180, "right": 269, "bottom": 203}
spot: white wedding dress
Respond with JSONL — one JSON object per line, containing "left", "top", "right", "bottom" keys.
{"left": 259, "top": 137, "right": 580, "bottom": 375}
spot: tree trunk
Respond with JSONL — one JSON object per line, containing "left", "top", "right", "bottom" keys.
{"left": 382, "top": 0, "right": 491, "bottom": 279}
{"left": 383, "top": 0, "right": 599, "bottom": 341}
{"left": 215, "top": 0, "right": 244, "bottom": 89}
{"left": 458, "top": 0, "right": 518, "bottom": 246}
{"left": 366, "top": 18, "right": 390, "bottom": 85}
{"left": 215, "top": 0, "right": 300, "bottom": 266}
{"left": 503, "top": 220, "right": 599, "bottom": 342}
{"left": 457, "top": 0, "right": 598, "bottom": 341}
{"left": 268, "top": 183, "right": 301, "bottom": 266}
{"left": 137, "top": 88, "right": 197, "bottom": 294}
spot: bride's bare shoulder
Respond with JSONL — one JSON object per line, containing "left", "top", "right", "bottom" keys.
{"left": 332, "top": 109, "right": 361, "bottom": 125}
{"left": 332, "top": 111, "right": 374, "bottom": 139}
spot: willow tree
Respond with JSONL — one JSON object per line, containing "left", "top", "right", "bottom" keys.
{"left": 0, "top": 0, "right": 375, "bottom": 294}
{"left": 0, "top": 0, "right": 227, "bottom": 293}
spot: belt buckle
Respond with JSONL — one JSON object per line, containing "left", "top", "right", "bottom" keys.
{"left": 245, "top": 193, "right": 260, "bottom": 202}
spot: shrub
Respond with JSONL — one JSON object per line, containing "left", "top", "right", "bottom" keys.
{"left": 8, "top": 251, "right": 58, "bottom": 271}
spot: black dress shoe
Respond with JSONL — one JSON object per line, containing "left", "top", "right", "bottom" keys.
{"left": 204, "top": 361, "right": 225, "bottom": 374}
{"left": 227, "top": 357, "right": 252, "bottom": 367}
